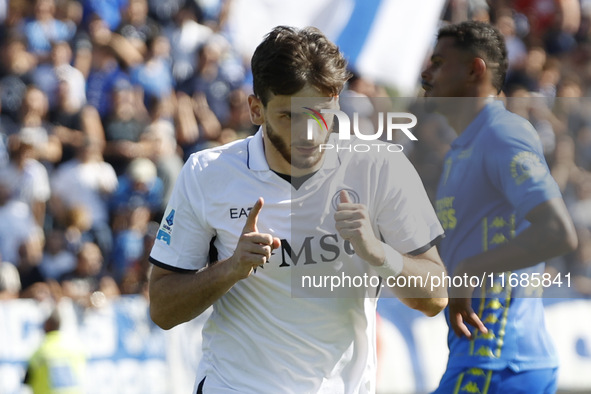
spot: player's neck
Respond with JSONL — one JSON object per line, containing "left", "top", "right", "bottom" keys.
{"left": 447, "top": 96, "right": 494, "bottom": 135}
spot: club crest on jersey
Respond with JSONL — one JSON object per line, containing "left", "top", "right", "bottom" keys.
{"left": 157, "top": 209, "right": 176, "bottom": 245}
{"left": 331, "top": 189, "right": 360, "bottom": 210}
{"left": 510, "top": 151, "right": 547, "bottom": 185}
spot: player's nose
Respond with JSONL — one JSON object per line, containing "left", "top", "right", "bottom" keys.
{"left": 421, "top": 67, "right": 431, "bottom": 83}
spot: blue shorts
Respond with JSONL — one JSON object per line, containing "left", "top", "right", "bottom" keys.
{"left": 432, "top": 366, "right": 558, "bottom": 394}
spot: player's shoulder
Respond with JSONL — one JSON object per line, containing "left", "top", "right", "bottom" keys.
{"left": 483, "top": 104, "right": 540, "bottom": 148}
{"left": 184, "top": 136, "right": 251, "bottom": 173}
{"left": 335, "top": 135, "right": 417, "bottom": 184}
{"left": 343, "top": 135, "right": 412, "bottom": 166}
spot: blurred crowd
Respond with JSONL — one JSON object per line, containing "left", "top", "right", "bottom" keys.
{"left": 0, "top": 0, "right": 591, "bottom": 310}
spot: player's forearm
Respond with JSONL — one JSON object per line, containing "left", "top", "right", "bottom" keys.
{"left": 398, "top": 259, "right": 448, "bottom": 316}
{"left": 149, "top": 261, "right": 240, "bottom": 330}
{"left": 456, "top": 198, "right": 577, "bottom": 277}
{"left": 388, "top": 247, "right": 448, "bottom": 316}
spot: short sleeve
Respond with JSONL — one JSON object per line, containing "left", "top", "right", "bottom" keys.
{"left": 376, "top": 154, "right": 444, "bottom": 255}
{"left": 149, "top": 158, "right": 215, "bottom": 272}
{"left": 483, "top": 122, "right": 562, "bottom": 220}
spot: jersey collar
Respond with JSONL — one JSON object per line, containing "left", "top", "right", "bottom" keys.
{"left": 247, "top": 128, "right": 268, "bottom": 171}
{"left": 247, "top": 128, "right": 340, "bottom": 171}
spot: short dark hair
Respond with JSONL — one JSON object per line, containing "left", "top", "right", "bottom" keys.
{"left": 251, "top": 26, "right": 350, "bottom": 105}
{"left": 438, "top": 21, "right": 508, "bottom": 93}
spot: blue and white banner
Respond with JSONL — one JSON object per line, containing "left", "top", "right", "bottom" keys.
{"left": 1, "top": 297, "right": 590, "bottom": 393}
{"left": 0, "top": 297, "right": 206, "bottom": 394}
{"left": 226, "top": 0, "right": 446, "bottom": 96}
{"left": 376, "top": 298, "right": 591, "bottom": 393}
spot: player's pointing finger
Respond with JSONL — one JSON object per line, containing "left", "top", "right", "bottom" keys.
{"left": 242, "top": 197, "right": 263, "bottom": 234}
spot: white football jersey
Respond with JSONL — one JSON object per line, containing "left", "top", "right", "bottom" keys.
{"left": 150, "top": 130, "right": 442, "bottom": 393}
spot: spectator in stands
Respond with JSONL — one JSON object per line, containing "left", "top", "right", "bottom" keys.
{"left": 0, "top": 83, "right": 19, "bottom": 139}
{"left": 140, "top": 118, "right": 183, "bottom": 209}
{"left": 0, "top": 33, "right": 37, "bottom": 122}
{"left": 81, "top": 0, "right": 127, "bottom": 31}
{"left": 0, "top": 253, "right": 21, "bottom": 300}
{"left": 496, "top": 10, "right": 528, "bottom": 72}
{"left": 102, "top": 78, "right": 151, "bottom": 175}
{"left": 505, "top": 46, "right": 548, "bottom": 94}
{"left": 130, "top": 34, "right": 175, "bottom": 108}
{"left": 183, "top": 39, "right": 242, "bottom": 126}
{"left": 39, "top": 229, "right": 76, "bottom": 281}
{"left": 0, "top": 171, "right": 43, "bottom": 271}
{"left": 50, "top": 139, "right": 118, "bottom": 259}
{"left": 87, "top": 12, "right": 144, "bottom": 69}
{"left": 22, "top": 0, "right": 75, "bottom": 61}
{"left": 166, "top": 4, "right": 213, "bottom": 86}
{"left": 109, "top": 157, "right": 163, "bottom": 216}
{"left": 50, "top": 76, "right": 105, "bottom": 165}
{"left": 62, "top": 205, "right": 94, "bottom": 254}
{"left": 84, "top": 14, "right": 142, "bottom": 118}
{"left": 175, "top": 90, "right": 222, "bottom": 159}
{"left": 110, "top": 203, "right": 151, "bottom": 284}
{"left": 4, "top": 133, "right": 51, "bottom": 227}
{"left": 60, "top": 242, "right": 119, "bottom": 308}
{"left": 119, "top": 220, "right": 157, "bottom": 296}
{"left": 118, "top": 0, "right": 160, "bottom": 56}
{"left": 537, "top": 57, "right": 562, "bottom": 105}
{"left": 223, "top": 88, "right": 257, "bottom": 138}
{"left": 17, "top": 85, "right": 62, "bottom": 165}
{"left": 31, "top": 40, "right": 87, "bottom": 113}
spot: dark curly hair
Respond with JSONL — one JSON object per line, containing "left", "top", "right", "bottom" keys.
{"left": 438, "top": 21, "right": 508, "bottom": 93}
{"left": 251, "top": 26, "right": 350, "bottom": 105}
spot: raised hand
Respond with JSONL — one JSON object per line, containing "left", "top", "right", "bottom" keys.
{"left": 229, "top": 197, "right": 281, "bottom": 279}
{"left": 334, "top": 190, "right": 385, "bottom": 266}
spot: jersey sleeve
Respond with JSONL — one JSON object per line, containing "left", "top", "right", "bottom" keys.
{"left": 483, "top": 120, "right": 562, "bottom": 221}
{"left": 149, "top": 157, "right": 215, "bottom": 272}
{"left": 376, "top": 153, "right": 444, "bottom": 255}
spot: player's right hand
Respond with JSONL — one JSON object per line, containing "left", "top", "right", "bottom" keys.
{"left": 229, "top": 197, "right": 281, "bottom": 279}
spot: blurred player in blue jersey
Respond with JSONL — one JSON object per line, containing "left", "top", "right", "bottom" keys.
{"left": 421, "top": 21, "right": 578, "bottom": 393}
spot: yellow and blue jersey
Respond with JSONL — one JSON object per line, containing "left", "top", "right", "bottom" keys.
{"left": 436, "top": 100, "right": 561, "bottom": 372}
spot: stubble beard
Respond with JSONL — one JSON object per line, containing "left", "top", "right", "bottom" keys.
{"left": 265, "top": 121, "right": 331, "bottom": 170}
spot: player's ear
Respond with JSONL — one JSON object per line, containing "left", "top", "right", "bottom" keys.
{"left": 470, "top": 57, "right": 487, "bottom": 81}
{"left": 248, "top": 95, "right": 265, "bottom": 126}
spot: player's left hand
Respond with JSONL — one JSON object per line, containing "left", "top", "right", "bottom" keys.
{"left": 334, "top": 190, "right": 385, "bottom": 266}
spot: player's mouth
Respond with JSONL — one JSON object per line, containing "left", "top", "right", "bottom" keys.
{"left": 293, "top": 145, "right": 319, "bottom": 155}
{"left": 421, "top": 80, "right": 433, "bottom": 95}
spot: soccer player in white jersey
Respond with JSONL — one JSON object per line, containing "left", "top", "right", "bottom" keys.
{"left": 148, "top": 26, "right": 447, "bottom": 393}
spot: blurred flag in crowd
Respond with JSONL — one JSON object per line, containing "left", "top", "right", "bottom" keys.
{"left": 226, "top": 0, "right": 446, "bottom": 95}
